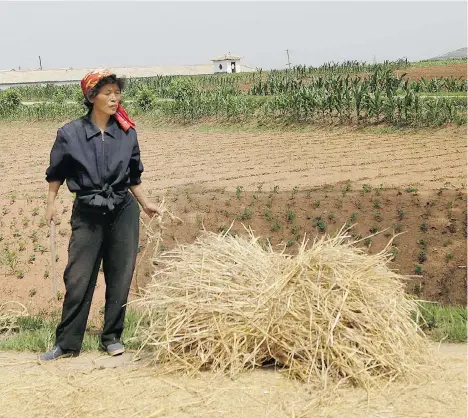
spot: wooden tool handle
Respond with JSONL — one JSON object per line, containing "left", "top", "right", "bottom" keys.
{"left": 49, "top": 221, "right": 58, "bottom": 299}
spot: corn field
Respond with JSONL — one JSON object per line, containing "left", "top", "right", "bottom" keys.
{"left": 1, "top": 63, "right": 466, "bottom": 126}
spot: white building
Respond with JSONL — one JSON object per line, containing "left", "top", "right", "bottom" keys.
{"left": 211, "top": 53, "right": 243, "bottom": 74}
{"left": 0, "top": 56, "right": 255, "bottom": 90}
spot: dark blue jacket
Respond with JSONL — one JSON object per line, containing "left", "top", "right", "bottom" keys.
{"left": 46, "top": 113, "right": 144, "bottom": 212}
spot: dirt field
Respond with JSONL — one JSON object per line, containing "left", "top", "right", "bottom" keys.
{"left": 0, "top": 343, "right": 466, "bottom": 417}
{"left": 1, "top": 123, "right": 466, "bottom": 199}
{"left": 0, "top": 120, "right": 467, "bottom": 417}
{"left": 0, "top": 122, "right": 466, "bottom": 317}
{"left": 399, "top": 63, "right": 467, "bottom": 81}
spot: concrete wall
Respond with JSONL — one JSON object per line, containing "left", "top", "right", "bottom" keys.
{"left": 213, "top": 60, "right": 241, "bottom": 74}
{"left": 0, "top": 80, "right": 80, "bottom": 90}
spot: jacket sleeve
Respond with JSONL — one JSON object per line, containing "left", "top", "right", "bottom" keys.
{"left": 45, "top": 128, "right": 69, "bottom": 184}
{"left": 129, "top": 133, "right": 144, "bottom": 186}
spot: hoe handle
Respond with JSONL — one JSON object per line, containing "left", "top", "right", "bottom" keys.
{"left": 49, "top": 221, "right": 58, "bottom": 299}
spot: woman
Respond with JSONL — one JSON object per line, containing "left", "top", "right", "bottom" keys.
{"left": 40, "top": 69, "right": 161, "bottom": 361}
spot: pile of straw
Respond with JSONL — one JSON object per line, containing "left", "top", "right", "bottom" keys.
{"left": 133, "top": 226, "right": 430, "bottom": 388}
{"left": 0, "top": 302, "right": 28, "bottom": 336}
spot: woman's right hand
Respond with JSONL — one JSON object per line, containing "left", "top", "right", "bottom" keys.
{"left": 45, "top": 203, "right": 57, "bottom": 225}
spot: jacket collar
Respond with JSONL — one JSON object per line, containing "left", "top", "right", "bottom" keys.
{"left": 84, "top": 113, "right": 119, "bottom": 139}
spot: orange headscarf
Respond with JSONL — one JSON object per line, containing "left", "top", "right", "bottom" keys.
{"left": 81, "top": 69, "right": 136, "bottom": 132}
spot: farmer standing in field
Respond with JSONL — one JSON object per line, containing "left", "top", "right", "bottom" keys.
{"left": 40, "top": 69, "right": 161, "bottom": 361}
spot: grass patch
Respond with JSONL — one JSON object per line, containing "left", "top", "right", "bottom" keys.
{"left": 410, "top": 58, "right": 467, "bottom": 67}
{"left": 0, "top": 309, "right": 144, "bottom": 352}
{"left": 1, "top": 303, "right": 465, "bottom": 353}
{"left": 416, "top": 302, "right": 467, "bottom": 343}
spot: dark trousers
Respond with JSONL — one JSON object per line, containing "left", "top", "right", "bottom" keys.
{"left": 55, "top": 192, "right": 140, "bottom": 352}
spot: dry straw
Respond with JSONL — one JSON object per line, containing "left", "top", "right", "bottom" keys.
{"left": 132, "top": 224, "right": 431, "bottom": 389}
{"left": 0, "top": 301, "right": 28, "bottom": 336}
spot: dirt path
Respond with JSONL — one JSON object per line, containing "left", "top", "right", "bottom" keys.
{"left": 0, "top": 343, "right": 466, "bottom": 417}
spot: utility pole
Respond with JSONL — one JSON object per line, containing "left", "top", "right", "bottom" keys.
{"left": 285, "top": 49, "right": 291, "bottom": 70}
{"left": 39, "top": 55, "right": 43, "bottom": 70}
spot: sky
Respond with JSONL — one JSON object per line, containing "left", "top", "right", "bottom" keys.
{"left": 0, "top": 1, "right": 466, "bottom": 71}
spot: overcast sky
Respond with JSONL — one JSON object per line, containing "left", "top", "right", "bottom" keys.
{"left": 0, "top": 1, "right": 466, "bottom": 71}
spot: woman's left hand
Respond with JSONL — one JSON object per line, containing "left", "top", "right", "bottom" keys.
{"left": 143, "top": 202, "right": 163, "bottom": 218}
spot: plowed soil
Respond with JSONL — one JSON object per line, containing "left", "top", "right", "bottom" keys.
{"left": 0, "top": 122, "right": 466, "bottom": 319}
{"left": 399, "top": 63, "right": 467, "bottom": 80}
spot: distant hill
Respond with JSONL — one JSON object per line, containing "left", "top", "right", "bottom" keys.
{"left": 428, "top": 47, "right": 467, "bottom": 61}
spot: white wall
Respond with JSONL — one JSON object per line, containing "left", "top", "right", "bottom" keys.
{"left": 0, "top": 80, "right": 80, "bottom": 90}
{"left": 213, "top": 60, "right": 241, "bottom": 74}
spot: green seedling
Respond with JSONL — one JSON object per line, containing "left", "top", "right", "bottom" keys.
{"left": 30, "top": 231, "right": 38, "bottom": 243}
{"left": 34, "top": 243, "right": 47, "bottom": 254}
{"left": 264, "top": 210, "right": 273, "bottom": 222}
{"left": 418, "top": 251, "right": 427, "bottom": 263}
{"left": 286, "top": 239, "right": 295, "bottom": 248}
{"left": 373, "top": 211, "right": 383, "bottom": 222}
{"left": 6, "top": 251, "right": 19, "bottom": 273}
{"left": 413, "top": 283, "right": 422, "bottom": 297}
{"left": 270, "top": 222, "right": 281, "bottom": 232}
{"left": 312, "top": 217, "right": 327, "bottom": 233}
{"left": 286, "top": 209, "right": 296, "bottom": 223}
{"left": 237, "top": 208, "right": 252, "bottom": 221}
{"left": 341, "top": 182, "right": 352, "bottom": 196}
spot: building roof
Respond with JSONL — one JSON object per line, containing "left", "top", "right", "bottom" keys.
{"left": 0, "top": 63, "right": 255, "bottom": 85}
{"left": 211, "top": 54, "right": 243, "bottom": 61}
